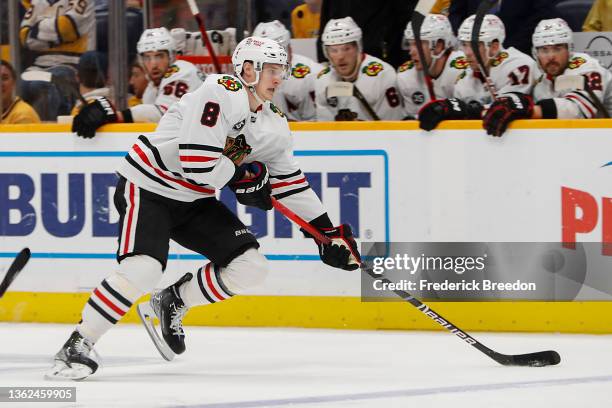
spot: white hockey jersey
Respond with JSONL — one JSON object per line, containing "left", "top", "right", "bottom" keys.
{"left": 272, "top": 53, "right": 323, "bottom": 121}
{"left": 117, "top": 74, "right": 326, "bottom": 222}
{"left": 533, "top": 52, "right": 612, "bottom": 119}
{"left": 130, "top": 60, "right": 205, "bottom": 123}
{"left": 20, "top": 0, "right": 96, "bottom": 68}
{"left": 454, "top": 47, "right": 539, "bottom": 105}
{"left": 314, "top": 54, "right": 403, "bottom": 121}
{"left": 397, "top": 50, "right": 468, "bottom": 118}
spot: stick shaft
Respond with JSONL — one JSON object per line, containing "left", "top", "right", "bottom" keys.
{"left": 186, "top": 0, "right": 222, "bottom": 73}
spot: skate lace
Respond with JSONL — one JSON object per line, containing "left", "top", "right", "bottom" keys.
{"left": 169, "top": 303, "right": 188, "bottom": 336}
{"left": 69, "top": 336, "right": 101, "bottom": 363}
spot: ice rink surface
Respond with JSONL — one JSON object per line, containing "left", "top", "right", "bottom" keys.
{"left": 1, "top": 323, "right": 611, "bottom": 408}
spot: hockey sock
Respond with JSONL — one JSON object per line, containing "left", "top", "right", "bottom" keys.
{"left": 179, "top": 263, "right": 234, "bottom": 308}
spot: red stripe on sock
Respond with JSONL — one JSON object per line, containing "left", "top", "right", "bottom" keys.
{"left": 93, "top": 288, "right": 126, "bottom": 316}
{"left": 205, "top": 263, "right": 226, "bottom": 301}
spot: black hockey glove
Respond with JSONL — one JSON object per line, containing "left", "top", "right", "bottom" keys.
{"left": 483, "top": 92, "right": 534, "bottom": 137}
{"left": 305, "top": 224, "right": 361, "bottom": 271}
{"left": 72, "top": 96, "right": 119, "bottom": 138}
{"left": 229, "top": 161, "right": 273, "bottom": 211}
{"left": 335, "top": 109, "right": 358, "bottom": 121}
{"left": 418, "top": 98, "right": 483, "bottom": 131}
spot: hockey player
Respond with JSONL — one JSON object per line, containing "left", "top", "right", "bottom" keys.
{"left": 253, "top": 20, "right": 323, "bottom": 121}
{"left": 418, "top": 14, "right": 539, "bottom": 131}
{"left": 314, "top": 17, "right": 403, "bottom": 121}
{"left": 46, "top": 36, "right": 361, "bottom": 380}
{"left": 72, "top": 27, "right": 205, "bottom": 138}
{"left": 398, "top": 14, "right": 468, "bottom": 119}
{"left": 482, "top": 18, "right": 612, "bottom": 136}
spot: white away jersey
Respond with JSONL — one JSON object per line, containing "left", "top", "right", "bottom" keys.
{"left": 117, "top": 74, "right": 326, "bottom": 222}
{"left": 272, "top": 53, "right": 323, "bottom": 121}
{"left": 533, "top": 52, "right": 612, "bottom": 118}
{"left": 454, "top": 47, "right": 539, "bottom": 105}
{"left": 397, "top": 50, "right": 468, "bottom": 118}
{"left": 132, "top": 60, "right": 205, "bottom": 122}
{"left": 314, "top": 54, "right": 403, "bottom": 121}
{"left": 20, "top": 0, "right": 96, "bottom": 68}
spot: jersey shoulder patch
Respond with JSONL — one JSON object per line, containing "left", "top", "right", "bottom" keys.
{"left": 317, "top": 66, "right": 331, "bottom": 79}
{"left": 362, "top": 61, "right": 384, "bottom": 76}
{"left": 217, "top": 75, "right": 243, "bottom": 92}
{"left": 568, "top": 56, "right": 587, "bottom": 70}
{"left": 490, "top": 51, "right": 509, "bottom": 67}
{"left": 269, "top": 102, "right": 286, "bottom": 118}
{"left": 163, "top": 65, "right": 180, "bottom": 78}
{"left": 398, "top": 60, "right": 415, "bottom": 72}
{"left": 450, "top": 56, "right": 469, "bottom": 70}
{"left": 291, "top": 63, "right": 311, "bottom": 79}
{"left": 456, "top": 70, "right": 467, "bottom": 82}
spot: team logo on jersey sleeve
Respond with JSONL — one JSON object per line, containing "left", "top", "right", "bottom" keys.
{"left": 489, "top": 51, "right": 509, "bottom": 67}
{"left": 568, "top": 56, "right": 587, "bottom": 69}
{"left": 412, "top": 91, "right": 425, "bottom": 105}
{"left": 269, "top": 102, "right": 286, "bottom": 118}
{"left": 363, "top": 61, "right": 384, "bottom": 76}
{"left": 317, "top": 66, "right": 330, "bottom": 78}
{"left": 217, "top": 76, "right": 243, "bottom": 92}
{"left": 163, "top": 65, "right": 180, "bottom": 78}
{"left": 450, "top": 56, "right": 468, "bottom": 70}
{"left": 292, "top": 63, "right": 311, "bottom": 78}
{"left": 398, "top": 61, "right": 415, "bottom": 72}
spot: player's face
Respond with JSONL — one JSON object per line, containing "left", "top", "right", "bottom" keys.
{"left": 141, "top": 51, "right": 171, "bottom": 85}
{"left": 536, "top": 44, "right": 570, "bottom": 77}
{"left": 326, "top": 43, "right": 360, "bottom": 77}
{"left": 0, "top": 65, "right": 15, "bottom": 103}
{"left": 129, "top": 65, "right": 149, "bottom": 98}
{"left": 255, "top": 63, "right": 287, "bottom": 101}
{"left": 408, "top": 39, "right": 432, "bottom": 70}
{"left": 461, "top": 41, "right": 487, "bottom": 71}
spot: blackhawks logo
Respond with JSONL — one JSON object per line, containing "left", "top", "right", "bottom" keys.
{"left": 450, "top": 56, "right": 468, "bottom": 70}
{"left": 292, "top": 63, "right": 311, "bottom": 78}
{"left": 217, "top": 76, "right": 242, "bottom": 92}
{"left": 363, "top": 61, "right": 384, "bottom": 76}
{"left": 489, "top": 51, "right": 509, "bottom": 67}
{"left": 398, "top": 60, "right": 415, "bottom": 72}
{"left": 568, "top": 56, "right": 587, "bottom": 69}
{"left": 317, "top": 66, "right": 330, "bottom": 78}
{"left": 269, "top": 102, "right": 286, "bottom": 118}
{"left": 163, "top": 65, "right": 180, "bottom": 78}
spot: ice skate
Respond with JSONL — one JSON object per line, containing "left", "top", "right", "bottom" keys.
{"left": 45, "top": 330, "right": 99, "bottom": 381}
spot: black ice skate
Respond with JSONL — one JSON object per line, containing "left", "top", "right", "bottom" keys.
{"left": 138, "top": 273, "right": 192, "bottom": 361}
{"left": 45, "top": 330, "right": 99, "bottom": 381}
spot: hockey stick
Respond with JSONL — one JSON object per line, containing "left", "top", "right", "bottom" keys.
{"left": 271, "top": 199, "right": 561, "bottom": 367}
{"left": 471, "top": 0, "right": 498, "bottom": 99}
{"left": 554, "top": 74, "right": 610, "bottom": 118}
{"left": 327, "top": 82, "right": 381, "bottom": 121}
{"left": 186, "top": 0, "right": 222, "bottom": 74}
{"left": 0, "top": 248, "right": 31, "bottom": 298}
{"left": 411, "top": 0, "right": 436, "bottom": 101}
{"left": 21, "top": 71, "right": 87, "bottom": 105}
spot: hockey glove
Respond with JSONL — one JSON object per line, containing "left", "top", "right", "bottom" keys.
{"left": 483, "top": 93, "right": 534, "bottom": 137}
{"left": 72, "top": 96, "right": 118, "bottom": 138}
{"left": 229, "top": 161, "right": 273, "bottom": 211}
{"left": 418, "top": 98, "right": 483, "bottom": 131}
{"left": 307, "top": 224, "right": 361, "bottom": 271}
{"left": 335, "top": 109, "right": 359, "bottom": 121}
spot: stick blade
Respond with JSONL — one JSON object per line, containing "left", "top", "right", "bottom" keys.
{"left": 501, "top": 350, "right": 561, "bottom": 367}
{"left": 21, "top": 71, "right": 53, "bottom": 82}
{"left": 554, "top": 74, "right": 585, "bottom": 92}
{"left": 414, "top": 0, "right": 436, "bottom": 16}
{"left": 326, "top": 82, "right": 354, "bottom": 98}
{"left": 0, "top": 248, "right": 31, "bottom": 297}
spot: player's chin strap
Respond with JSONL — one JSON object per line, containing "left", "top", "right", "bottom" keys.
{"left": 237, "top": 72, "right": 267, "bottom": 109}
{"left": 335, "top": 52, "right": 364, "bottom": 82}
{"left": 427, "top": 46, "right": 452, "bottom": 76}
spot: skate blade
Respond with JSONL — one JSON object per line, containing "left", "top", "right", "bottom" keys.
{"left": 137, "top": 302, "right": 175, "bottom": 361}
{"left": 44, "top": 361, "right": 93, "bottom": 381}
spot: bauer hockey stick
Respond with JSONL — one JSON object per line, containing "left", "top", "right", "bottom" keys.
{"left": 471, "top": 0, "right": 499, "bottom": 100}
{"left": 411, "top": 0, "right": 436, "bottom": 101}
{"left": 186, "top": 0, "right": 222, "bottom": 73}
{"left": 0, "top": 248, "right": 31, "bottom": 298}
{"left": 271, "top": 198, "right": 561, "bottom": 367}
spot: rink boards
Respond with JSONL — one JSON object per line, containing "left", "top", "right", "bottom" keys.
{"left": 1, "top": 120, "right": 612, "bottom": 333}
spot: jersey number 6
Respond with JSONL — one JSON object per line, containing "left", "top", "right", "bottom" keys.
{"left": 201, "top": 102, "right": 220, "bottom": 127}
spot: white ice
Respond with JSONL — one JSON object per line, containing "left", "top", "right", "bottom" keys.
{"left": 1, "top": 323, "right": 611, "bottom": 408}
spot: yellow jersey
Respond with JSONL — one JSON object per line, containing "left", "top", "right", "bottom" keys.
{"left": 291, "top": 4, "right": 320, "bottom": 39}
{"left": 1, "top": 97, "right": 41, "bottom": 124}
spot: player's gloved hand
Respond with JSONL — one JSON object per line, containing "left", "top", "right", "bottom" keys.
{"left": 305, "top": 224, "right": 361, "bottom": 271}
{"left": 418, "top": 98, "right": 483, "bottom": 131}
{"left": 223, "top": 134, "right": 252, "bottom": 165}
{"left": 72, "top": 96, "right": 118, "bottom": 138}
{"left": 482, "top": 92, "right": 534, "bottom": 137}
{"left": 229, "top": 161, "right": 272, "bottom": 211}
{"left": 335, "top": 109, "right": 358, "bottom": 121}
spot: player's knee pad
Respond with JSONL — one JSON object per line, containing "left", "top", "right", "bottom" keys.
{"left": 111, "top": 254, "right": 163, "bottom": 298}
{"left": 220, "top": 248, "right": 268, "bottom": 294}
